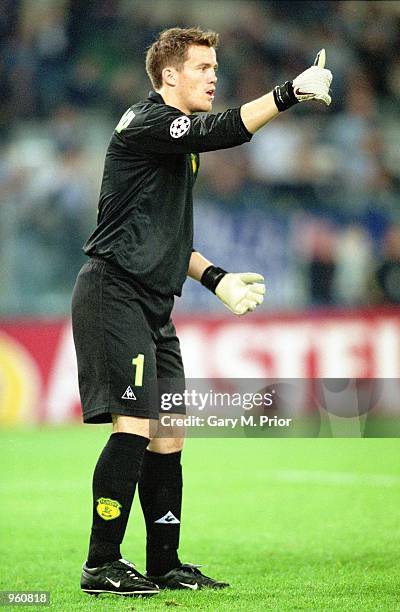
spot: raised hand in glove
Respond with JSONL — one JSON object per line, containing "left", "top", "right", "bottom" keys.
{"left": 273, "top": 48, "right": 333, "bottom": 111}
{"left": 201, "top": 266, "right": 265, "bottom": 316}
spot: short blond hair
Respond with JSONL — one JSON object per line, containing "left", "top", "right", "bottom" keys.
{"left": 146, "top": 27, "right": 219, "bottom": 90}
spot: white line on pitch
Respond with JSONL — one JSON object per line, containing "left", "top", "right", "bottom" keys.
{"left": 272, "top": 470, "right": 400, "bottom": 487}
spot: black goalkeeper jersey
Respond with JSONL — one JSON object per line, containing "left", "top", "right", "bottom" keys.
{"left": 84, "top": 90, "right": 252, "bottom": 296}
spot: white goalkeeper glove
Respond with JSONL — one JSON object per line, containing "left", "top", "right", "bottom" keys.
{"left": 216, "top": 273, "right": 265, "bottom": 315}
{"left": 273, "top": 48, "right": 333, "bottom": 111}
{"left": 201, "top": 266, "right": 265, "bottom": 316}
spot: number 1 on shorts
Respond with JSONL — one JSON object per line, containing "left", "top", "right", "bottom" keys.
{"left": 132, "top": 353, "right": 144, "bottom": 386}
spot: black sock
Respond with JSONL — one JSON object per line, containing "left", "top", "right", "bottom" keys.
{"left": 87, "top": 432, "right": 149, "bottom": 567}
{"left": 138, "top": 450, "right": 183, "bottom": 576}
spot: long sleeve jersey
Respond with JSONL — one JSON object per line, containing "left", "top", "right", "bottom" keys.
{"left": 84, "top": 90, "right": 252, "bottom": 296}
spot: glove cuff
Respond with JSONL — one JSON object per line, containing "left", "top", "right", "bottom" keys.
{"left": 200, "top": 265, "right": 227, "bottom": 294}
{"left": 273, "top": 80, "right": 298, "bottom": 111}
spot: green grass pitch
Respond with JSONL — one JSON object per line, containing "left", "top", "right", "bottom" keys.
{"left": 1, "top": 427, "right": 399, "bottom": 611}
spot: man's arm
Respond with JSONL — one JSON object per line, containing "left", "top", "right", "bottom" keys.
{"left": 240, "top": 91, "right": 279, "bottom": 135}
{"left": 188, "top": 251, "right": 265, "bottom": 316}
{"left": 117, "top": 50, "right": 331, "bottom": 155}
{"left": 188, "top": 250, "right": 214, "bottom": 281}
{"left": 118, "top": 104, "right": 252, "bottom": 155}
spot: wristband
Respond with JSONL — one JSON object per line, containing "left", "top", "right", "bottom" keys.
{"left": 200, "top": 265, "right": 227, "bottom": 294}
{"left": 273, "top": 80, "right": 298, "bottom": 112}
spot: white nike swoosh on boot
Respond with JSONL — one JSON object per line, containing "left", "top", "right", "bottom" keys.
{"left": 179, "top": 582, "right": 198, "bottom": 590}
{"left": 106, "top": 577, "right": 121, "bottom": 588}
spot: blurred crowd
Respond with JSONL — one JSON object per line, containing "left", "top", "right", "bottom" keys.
{"left": 0, "top": 0, "right": 399, "bottom": 314}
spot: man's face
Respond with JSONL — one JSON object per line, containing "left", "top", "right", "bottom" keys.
{"left": 173, "top": 45, "right": 218, "bottom": 114}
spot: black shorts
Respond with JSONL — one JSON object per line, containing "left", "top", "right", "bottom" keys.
{"left": 71, "top": 258, "right": 186, "bottom": 423}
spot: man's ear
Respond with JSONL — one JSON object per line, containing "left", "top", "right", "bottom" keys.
{"left": 162, "top": 67, "right": 178, "bottom": 87}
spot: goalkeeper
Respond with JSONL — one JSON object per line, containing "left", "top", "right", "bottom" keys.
{"left": 72, "top": 27, "right": 332, "bottom": 597}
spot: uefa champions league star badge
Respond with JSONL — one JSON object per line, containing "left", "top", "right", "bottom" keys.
{"left": 170, "top": 116, "right": 190, "bottom": 138}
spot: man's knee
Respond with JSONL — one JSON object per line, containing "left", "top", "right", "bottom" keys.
{"left": 147, "top": 437, "right": 185, "bottom": 454}
{"left": 111, "top": 414, "right": 185, "bottom": 451}
{"left": 112, "top": 414, "right": 156, "bottom": 439}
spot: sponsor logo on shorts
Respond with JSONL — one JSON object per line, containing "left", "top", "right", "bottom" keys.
{"left": 122, "top": 386, "right": 136, "bottom": 400}
{"left": 96, "top": 497, "right": 122, "bottom": 520}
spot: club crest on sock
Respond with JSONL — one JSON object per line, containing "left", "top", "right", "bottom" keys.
{"left": 96, "top": 497, "right": 122, "bottom": 520}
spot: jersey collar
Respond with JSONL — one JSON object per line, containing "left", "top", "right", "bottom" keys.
{"left": 148, "top": 90, "right": 165, "bottom": 104}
